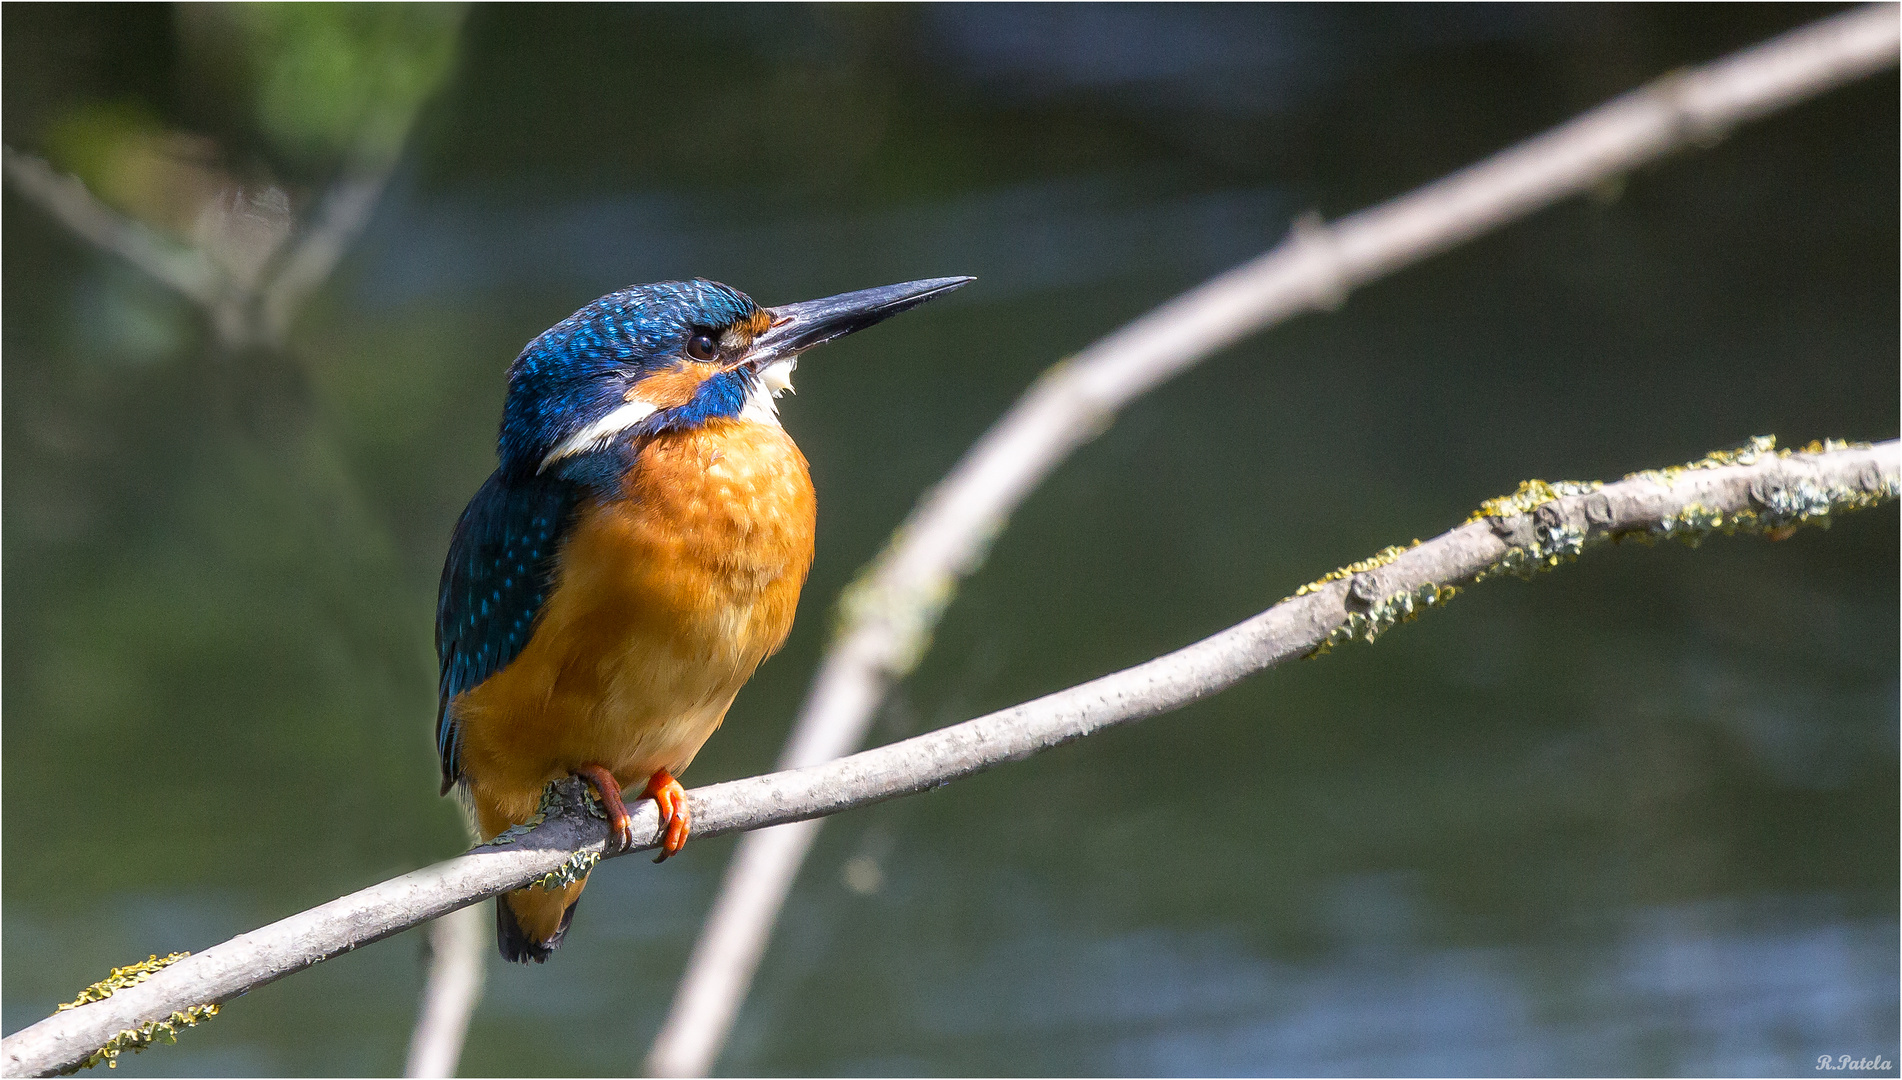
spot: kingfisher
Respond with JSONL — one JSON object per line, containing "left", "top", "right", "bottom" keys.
{"left": 437, "top": 275, "right": 971, "bottom": 963}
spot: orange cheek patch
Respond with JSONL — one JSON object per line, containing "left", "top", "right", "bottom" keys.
{"left": 740, "top": 310, "right": 773, "bottom": 337}
{"left": 631, "top": 363, "right": 713, "bottom": 408}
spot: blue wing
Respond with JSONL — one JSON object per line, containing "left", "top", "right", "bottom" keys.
{"left": 436, "top": 469, "right": 583, "bottom": 793}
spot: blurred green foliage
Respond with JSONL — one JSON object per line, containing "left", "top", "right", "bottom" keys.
{"left": 30, "top": 5, "right": 464, "bottom": 249}
{"left": 198, "top": 3, "right": 463, "bottom": 167}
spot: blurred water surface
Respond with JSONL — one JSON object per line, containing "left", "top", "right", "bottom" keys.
{"left": 3, "top": 5, "right": 1896, "bottom": 1076}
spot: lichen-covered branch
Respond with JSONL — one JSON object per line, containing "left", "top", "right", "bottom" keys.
{"left": 5, "top": 436, "right": 1894, "bottom": 1078}
{"left": 647, "top": 6, "right": 1902, "bottom": 1074}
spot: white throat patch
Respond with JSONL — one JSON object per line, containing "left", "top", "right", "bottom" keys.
{"left": 740, "top": 359, "right": 796, "bottom": 426}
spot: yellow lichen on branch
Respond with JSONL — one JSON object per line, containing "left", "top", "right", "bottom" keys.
{"left": 58, "top": 955, "right": 191, "bottom": 1012}
{"left": 61, "top": 1006, "right": 222, "bottom": 1074}
{"left": 1632, "top": 435, "right": 1896, "bottom": 541}
{"left": 1291, "top": 542, "right": 1421, "bottom": 598}
{"left": 1298, "top": 435, "right": 1896, "bottom": 660}
{"left": 532, "top": 850, "right": 601, "bottom": 891}
{"left": 1466, "top": 478, "right": 1604, "bottom": 523}
{"left": 55, "top": 954, "right": 221, "bottom": 1073}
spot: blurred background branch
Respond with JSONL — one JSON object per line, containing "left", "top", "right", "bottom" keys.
{"left": 403, "top": 904, "right": 486, "bottom": 1079}
{"left": 647, "top": 7, "right": 1902, "bottom": 1074}
{"left": 1, "top": 144, "right": 225, "bottom": 308}
{"left": 5, "top": 436, "right": 1893, "bottom": 1079}
{"left": 4, "top": 4, "right": 463, "bottom": 351}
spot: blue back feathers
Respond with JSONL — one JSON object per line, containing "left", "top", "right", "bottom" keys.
{"left": 437, "top": 279, "right": 768, "bottom": 791}
{"left": 435, "top": 471, "right": 577, "bottom": 792}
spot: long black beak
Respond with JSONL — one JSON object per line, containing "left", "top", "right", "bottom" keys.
{"left": 748, "top": 276, "right": 974, "bottom": 368}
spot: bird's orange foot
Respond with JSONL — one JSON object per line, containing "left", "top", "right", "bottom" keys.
{"left": 643, "top": 769, "right": 690, "bottom": 863}
{"left": 572, "top": 764, "right": 636, "bottom": 853}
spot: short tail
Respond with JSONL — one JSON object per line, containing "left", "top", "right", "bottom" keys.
{"left": 496, "top": 887, "right": 582, "bottom": 964}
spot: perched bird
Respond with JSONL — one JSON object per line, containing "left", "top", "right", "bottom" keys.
{"left": 437, "top": 275, "right": 970, "bottom": 962}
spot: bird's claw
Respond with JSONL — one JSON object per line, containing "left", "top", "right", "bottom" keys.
{"left": 643, "top": 769, "right": 691, "bottom": 862}
{"left": 608, "top": 813, "right": 637, "bottom": 853}
{"left": 572, "top": 763, "right": 636, "bottom": 855}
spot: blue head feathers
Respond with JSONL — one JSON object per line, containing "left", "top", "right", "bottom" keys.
{"left": 498, "top": 279, "right": 763, "bottom": 477}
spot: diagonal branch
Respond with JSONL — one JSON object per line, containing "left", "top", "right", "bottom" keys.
{"left": 257, "top": 166, "right": 394, "bottom": 348}
{"left": 403, "top": 904, "right": 487, "bottom": 1079}
{"left": 647, "top": 5, "right": 1902, "bottom": 1074}
{"left": 1, "top": 144, "right": 227, "bottom": 309}
{"left": 4, "top": 436, "right": 1895, "bottom": 1078}
{"left": 259, "top": 33, "right": 467, "bottom": 351}
{"left": 4, "top": 132, "right": 411, "bottom": 353}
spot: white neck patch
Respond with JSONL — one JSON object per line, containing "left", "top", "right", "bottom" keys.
{"left": 539, "top": 397, "right": 659, "bottom": 471}
{"left": 541, "top": 358, "right": 798, "bottom": 469}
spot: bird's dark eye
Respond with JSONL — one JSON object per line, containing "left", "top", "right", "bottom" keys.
{"left": 686, "top": 332, "right": 719, "bottom": 362}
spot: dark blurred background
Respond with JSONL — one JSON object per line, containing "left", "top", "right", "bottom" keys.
{"left": 4, "top": 4, "right": 1896, "bottom": 1076}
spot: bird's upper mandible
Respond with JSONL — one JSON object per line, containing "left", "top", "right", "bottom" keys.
{"left": 495, "top": 276, "right": 974, "bottom": 480}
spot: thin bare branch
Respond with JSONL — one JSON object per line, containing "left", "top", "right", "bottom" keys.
{"left": 259, "top": 43, "right": 462, "bottom": 347}
{"left": 403, "top": 904, "right": 487, "bottom": 1079}
{"left": 1, "top": 145, "right": 226, "bottom": 308}
{"left": 258, "top": 170, "right": 391, "bottom": 346}
{"left": 5, "top": 437, "right": 1894, "bottom": 1079}
{"left": 647, "top": 6, "right": 1902, "bottom": 1074}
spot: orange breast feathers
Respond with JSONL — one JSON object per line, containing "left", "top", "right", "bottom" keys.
{"left": 451, "top": 417, "right": 816, "bottom": 836}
